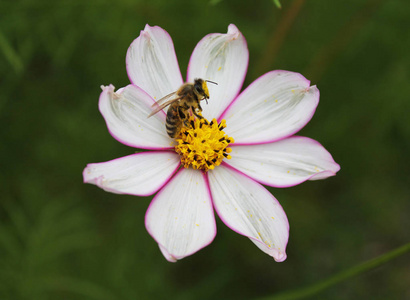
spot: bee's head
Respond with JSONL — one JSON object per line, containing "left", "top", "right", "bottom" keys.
{"left": 194, "top": 78, "right": 217, "bottom": 104}
{"left": 194, "top": 78, "right": 209, "bottom": 101}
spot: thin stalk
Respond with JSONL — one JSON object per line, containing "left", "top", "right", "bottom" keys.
{"left": 254, "top": 0, "right": 306, "bottom": 76}
{"left": 258, "top": 242, "right": 410, "bottom": 300}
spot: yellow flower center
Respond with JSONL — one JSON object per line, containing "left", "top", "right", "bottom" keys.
{"left": 175, "top": 116, "right": 234, "bottom": 172}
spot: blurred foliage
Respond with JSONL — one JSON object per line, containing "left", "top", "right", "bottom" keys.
{"left": 272, "top": 0, "right": 282, "bottom": 9}
{"left": 1, "top": 0, "right": 409, "bottom": 299}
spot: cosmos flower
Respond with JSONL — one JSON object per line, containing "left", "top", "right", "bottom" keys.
{"left": 83, "top": 24, "right": 340, "bottom": 262}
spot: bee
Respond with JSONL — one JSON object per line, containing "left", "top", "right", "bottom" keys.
{"left": 148, "top": 78, "right": 217, "bottom": 138}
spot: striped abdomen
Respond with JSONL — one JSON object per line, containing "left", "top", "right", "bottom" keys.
{"left": 165, "top": 101, "right": 183, "bottom": 138}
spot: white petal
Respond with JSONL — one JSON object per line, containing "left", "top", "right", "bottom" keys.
{"left": 221, "top": 71, "right": 319, "bottom": 144}
{"left": 126, "top": 24, "right": 184, "bottom": 101}
{"left": 83, "top": 151, "right": 180, "bottom": 196}
{"left": 145, "top": 168, "right": 216, "bottom": 261}
{"left": 99, "top": 84, "right": 173, "bottom": 149}
{"left": 226, "top": 136, "right": 340, "bottom": 187}
{"left": 187, "top": 24, "right": 249, "bottom": 120}
{"left": 208, "top": 165, "right": 289, "bottom": 262}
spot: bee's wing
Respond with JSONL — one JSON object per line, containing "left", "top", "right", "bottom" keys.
{"left": 147, "top": 92, "right": 182, "bottom": 118}
{"left": 153, "top": 91, "right": 178, "bottom": 106}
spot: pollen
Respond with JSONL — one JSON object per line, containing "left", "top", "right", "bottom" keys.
{"left": 174, "top": 116, "right": 234, "bottom": 172}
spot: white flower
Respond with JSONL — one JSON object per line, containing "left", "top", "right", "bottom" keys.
{"left": 83, "top": 24, "right": 340, "bottom": 262}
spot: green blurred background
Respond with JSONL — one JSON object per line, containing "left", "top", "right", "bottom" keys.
{"left": 1, "top": 0, "right": 409, "bottom": 299}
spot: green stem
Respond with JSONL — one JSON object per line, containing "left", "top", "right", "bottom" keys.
{"left": 258, "top": 242, "right": 410, "bottom": 300}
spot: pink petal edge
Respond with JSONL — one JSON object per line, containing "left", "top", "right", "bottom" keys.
{"left": 208, "top": 165, "right": 289, "bottom": 262}
{"left": 186, "top": 24, "right": 249, "bottom": 120}
{"left": 219, "top": 70, "right": 319, "bottom": 145}
{"left": 225, "top": 136, "right": 341, "bottom": 188}
{"left": 144, "top": 169, "right": 217, "bottom": 261}
{"left": 83, "top": 150, "right": 180, "bottom": 197}
{"left": 99, "top": 84, "right": 172, "bottom": 150}
{"left": 126, "top": 24, "right": 184, "bottom": 93}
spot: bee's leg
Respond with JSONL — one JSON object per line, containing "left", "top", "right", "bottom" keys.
{"left": 178, "top": 106, "right": 190, "bottom": 127}
{"left": 178, "top": 106, "right": 186, "bottom": 119}
{"left": 191, "top": 106, "right": 203, "bottom": 119}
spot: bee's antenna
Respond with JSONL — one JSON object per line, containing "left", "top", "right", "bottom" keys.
{"left": 205, "top": 80, "right": 218, "bottom": 85}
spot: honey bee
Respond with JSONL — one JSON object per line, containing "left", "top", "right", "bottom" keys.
{"left": 148, "top": 78, "right": 217, "bottom": 138}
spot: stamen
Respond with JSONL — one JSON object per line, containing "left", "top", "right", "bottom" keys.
{"left": 174, "top": 116, "right": 234, "bottom": 172}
